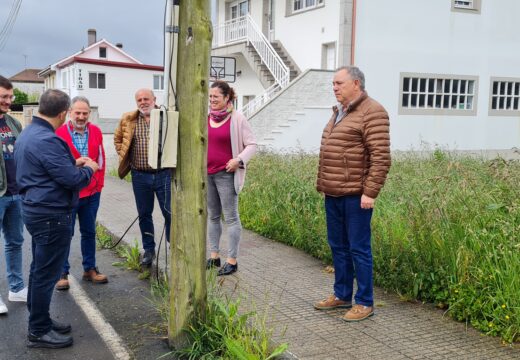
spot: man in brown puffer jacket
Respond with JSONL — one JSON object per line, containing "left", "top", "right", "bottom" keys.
{"left": 314, "top": 66, "right": 391, "bottom": 322}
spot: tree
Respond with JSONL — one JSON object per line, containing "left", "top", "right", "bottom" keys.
{"left": 13, "top": 88, "right": 28, "bottom": 104}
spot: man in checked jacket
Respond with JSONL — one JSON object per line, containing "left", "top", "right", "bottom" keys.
{"left": 314, "top": 66, "right": 391, "bottom": 322}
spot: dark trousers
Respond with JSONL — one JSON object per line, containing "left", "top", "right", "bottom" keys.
{"left": 325, "top": 195, "right": 374, "bottom": 306}
{"left": 131, "top": 169, "right": 171, "bottom": 252}
{"left": 23, "top": 212, "right": 72, "bottom": 336}
{"left": 63, "top": 192, "right": 101, "bottom": 273}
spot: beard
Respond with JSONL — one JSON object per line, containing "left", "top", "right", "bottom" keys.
{"left": 71, "top": 119, "right": 87, "bottom": 130}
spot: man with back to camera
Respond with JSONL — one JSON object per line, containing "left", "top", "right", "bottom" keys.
{"left": 114, "top": 88, "right": 171, "bottom": 267}
{"left": 314, "top": 66, "right": 391, "bottom": 322}
{"left": 55, "top": 96, "right": 108, "bottom": 291}
{"left": 15, "top": 89, "right": 99, "bottom": 348}
{"left": 0, "top": 75, "right": 27, "bottom": 315}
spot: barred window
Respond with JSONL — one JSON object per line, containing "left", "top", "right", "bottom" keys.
{"left": 399, "top": 73, "right": 478, "bottom": 116}
{"left": 289, "top": 0, "right": 324, "bottom": 15}
{"left": 452, "top": 0, "right": 481, "bottom": 13}
{"left": 489, "top": 78, "right": 520, "bottom": 115}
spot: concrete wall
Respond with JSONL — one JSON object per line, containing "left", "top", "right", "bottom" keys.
{"left": 355, "top": 0, "right": 520, "bottom": 150}
{"left": 273, "top": 1, "right": 340, "bottom": 71}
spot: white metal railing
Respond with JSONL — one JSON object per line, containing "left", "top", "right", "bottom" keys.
{"left": 212, "top": 15, "right": 289, "bottom": 88}
{"left": 213, "top": 15, "right": 290, "bottom": 117}
{"left": 240, "top": 83, "right": 280, "bottom": 119}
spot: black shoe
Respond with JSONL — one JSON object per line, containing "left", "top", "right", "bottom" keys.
{"left": 206, "top": 257, "right": 221, "bottom": 269}
{"left": 51, "top": 319, "right": 71, "bottom": 334}
{"left": 217, "top": 262, "right": 238, "bottom": 276}
{"left": 141, "top": 250, "right": 155, "bottom": 266}
{"left": 27, "top": 329, "right": 73, "bottom": 349}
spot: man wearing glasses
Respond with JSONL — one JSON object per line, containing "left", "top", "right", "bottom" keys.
{"left": 0, "top": 75, "right": 27, "bottom": 315}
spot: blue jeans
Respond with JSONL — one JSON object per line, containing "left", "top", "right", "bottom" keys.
{"left": 325, "top": 195, "right": 374, "bottom": 306}
{"left": 0, "top": 194, "right": 25, "bottom": 292}
{"left": 131, "top": 169, "right": 171, "bottom": 252}
{"left": 62, "top": 192, "right": 101, "bottom": 273}
{"left": 23, "top": 212, "right": 72, "bottom": 336}
{"left": 207, "top": 171, "right": 241, "bottom": 259}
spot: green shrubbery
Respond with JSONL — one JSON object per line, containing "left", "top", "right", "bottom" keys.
{"left": 240, "top": 151, "right": 519, "bottom": 343}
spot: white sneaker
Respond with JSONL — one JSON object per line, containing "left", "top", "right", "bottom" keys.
{"left": 8, "top": 287, "right": 28, "bottom": 302}
{"left": 0, "top": 296, "right": 7, "bottom": 314}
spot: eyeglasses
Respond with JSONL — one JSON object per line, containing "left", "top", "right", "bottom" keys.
{"left": 0, "top": 95, "right": 16, "bottom": 101}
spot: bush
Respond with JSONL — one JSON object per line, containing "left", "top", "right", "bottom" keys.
{"left": 13, "top": 88, "right": 28, "bottom": 104}
{"left": 239, "top": 151, "right": 520, "bottom": 343}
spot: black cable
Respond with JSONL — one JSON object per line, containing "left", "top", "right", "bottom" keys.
{"left": 155, "top": 223, "right": 167, "bottom": 280}
{"left": 106, "top": 215, "right": 139, "bottom": 250}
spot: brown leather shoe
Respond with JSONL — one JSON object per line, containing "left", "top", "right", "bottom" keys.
{"left": 82, "top": 268, "right": 108, "bottom": 284}
{"left": 314, "top": 295, "right": 352, "bottom": 310}
{"left": 342, "top": 304, "right": 374, "bottom": 322}
{"left": 55, "top": 274, "right": 70, "bottom": 291}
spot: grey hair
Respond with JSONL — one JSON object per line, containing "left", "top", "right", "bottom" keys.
{"left": 336, "top": 66, "right": 365, "bottom": 91}
{"left": 71, "top": 96, "right": 90, "bottom": 108}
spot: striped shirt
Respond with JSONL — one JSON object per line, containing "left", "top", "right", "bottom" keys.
{"left": 130, "top": 114, "right": 152, "bottom": 171}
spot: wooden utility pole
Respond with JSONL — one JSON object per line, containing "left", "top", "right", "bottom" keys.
{"left": 168, "top": 0, "right": 212, "bottom": 349}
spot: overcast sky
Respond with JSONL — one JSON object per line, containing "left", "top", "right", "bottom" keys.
{"left": 0, "top": 0, "right": 216, "bottom": 77}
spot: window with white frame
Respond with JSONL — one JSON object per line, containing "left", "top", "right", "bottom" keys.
{"left": 287, "top": 0, "right": 324, "bottom": 16}
{"left": 89, "top": 72, "right": 106, "bottom": 89}
{"left": 153, "top": 74, "right": 164, "bottom": 91}
{"left": 452, "top": 0, "right": 481, "bottom": 13}
{"left": 489, "top": 78, "right": 520, "bottom": 115}
{"left": 399, "top": 73, "right": 478, "bottom": 115}
{"left": 62, "top": 72, "right": 68, "bottom": 89}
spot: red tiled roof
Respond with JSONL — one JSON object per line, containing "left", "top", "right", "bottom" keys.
{"left": 56, "top": 57, "right": 163, "bottom": 71}
{"left": 9, "top": 69, "right": 44, "bottom": 83}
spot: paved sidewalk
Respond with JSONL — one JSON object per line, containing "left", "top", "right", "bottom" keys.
{"left": 98, "top": 175, "right": 519, "bottom": 360}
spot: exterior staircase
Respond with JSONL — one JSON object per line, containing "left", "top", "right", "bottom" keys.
{"left": 212, "top": 15, "right": 300, "bottom": 118}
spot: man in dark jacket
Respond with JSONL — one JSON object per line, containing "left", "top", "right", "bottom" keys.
{"left": 314, "top": 66, "right": 391, "bottom": 322}
{"left": 15, "top": 89, "right": 99, "bottom": 349}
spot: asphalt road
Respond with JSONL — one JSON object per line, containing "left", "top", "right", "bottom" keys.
{"left": 0, "top": 226, "right": 170, "bottom": 360}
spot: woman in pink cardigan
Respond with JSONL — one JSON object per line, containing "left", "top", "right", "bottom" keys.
{"left": 206, "top": 80, "right": 257, "bottom": 276}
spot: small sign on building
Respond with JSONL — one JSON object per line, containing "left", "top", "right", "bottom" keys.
{"left": 210, "top": 56, "right": 236, "bottom": 83}
{"left": 77, "top": 69, "right": 84, "bottom": 90}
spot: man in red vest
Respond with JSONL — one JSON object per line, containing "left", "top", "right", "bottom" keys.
{"left": 55, "top": 96, "right": 107, "bottom": 290}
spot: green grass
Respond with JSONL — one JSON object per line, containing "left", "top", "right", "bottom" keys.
{"left": 96, "top": 224, "right": 114, "bottom": 249}
{"left": 113, "top": 240, "right": 143, "bottom": 272}
{"left": 153, "top": 274, "right": 288, "bottom": 359}
{"left": 239, "top": 151, "right": 520, "bottom": 344}
{"left": 108, "top": 167, "right": 132, "bottom": 182}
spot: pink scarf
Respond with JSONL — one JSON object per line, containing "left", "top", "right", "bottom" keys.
{"left": 209, "top": 101, "right": 233, "bottom": 123}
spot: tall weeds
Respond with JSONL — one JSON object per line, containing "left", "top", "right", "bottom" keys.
{"left": 240, "top": 151, "right": 519, "bottom": 343}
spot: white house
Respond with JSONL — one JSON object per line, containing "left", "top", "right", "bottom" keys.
{"left": 9, "top": 69, "right": 45, "bottom": 100}
{"left": 212, "top": 0, "right": 520, "bottom": 152}
{"left": 39, "top": 29, "right": 165, "bottom": 133}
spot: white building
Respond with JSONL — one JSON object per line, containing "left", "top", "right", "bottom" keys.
{"left": 212, "top": 0, "right": 520, "bottom": 152}
{"left": 39, "top": 29, "right": 165, "bottom": 133}
{"left": 9, "top": 69, "right": 45, "bottom": 100}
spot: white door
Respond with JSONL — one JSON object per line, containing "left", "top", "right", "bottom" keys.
{"left": 326, "top": 43, "right": 336, "bottom": 70}
{"left": 268, "top": 0, "right": 275, "bottom": 41}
